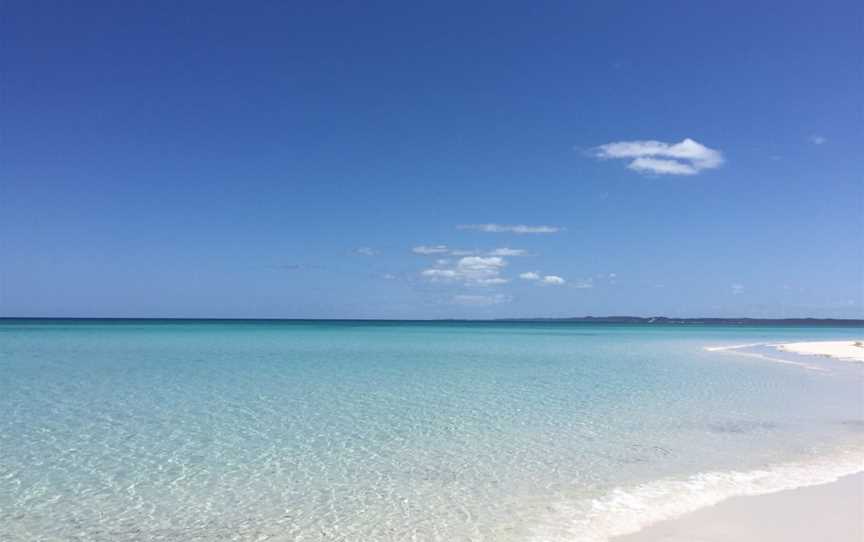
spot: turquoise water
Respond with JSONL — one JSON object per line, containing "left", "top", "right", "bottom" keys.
{"left": 1, "top": 320, "right": 862, "bottom": 541}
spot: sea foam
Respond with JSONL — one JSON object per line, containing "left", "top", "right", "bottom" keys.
{"left": 529, "top": 444, "right": 864, "bottom": 542}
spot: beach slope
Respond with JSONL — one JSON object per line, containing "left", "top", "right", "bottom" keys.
{"left": 614, "top": 473, "right": 863, "bottom": 541}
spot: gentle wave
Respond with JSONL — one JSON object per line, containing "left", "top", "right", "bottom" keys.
{"left": 703, "top": 343, "right": 765, "bottom": 351}
{"left": 529, "top": 445, "right": 864, "bottom": 542}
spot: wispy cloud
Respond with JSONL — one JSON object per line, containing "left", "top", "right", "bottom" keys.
{"left": 457, "top": 224, "right": 562, "bottom": 234}
{"left": 488, "top": 248, "right": 527, "bottom": 256}
{"left": 452, "top": 294, "right": 513, "bottom": 306}
{"left": 412, "top": 245, "right": 450, "bottom": 255}
{"left": 422, "top": 256, "right": 509, "bottom": 286}
{"left": 414, "top": 245, "right": 528, "bottom": 257}
{"left": 452, "top": 256, "right": 508, "bottom": 285}
{"left": 731, "top": 283, "right": 744, "bottom": 295}
{"left": 476, "top": 278, "right": 509, "bottom": 285}
{"left": 541, "top": 275, "right": 566, "bottom": 285}
{"left": 520, "top": 271, "right": 567, "bottom": 285}
{"left": 809, "top": 135, "right": 827, "bottom": 145}
{"left": 592, "top": 138, "right": 724, "bottom": 176}
{"left": 449, "top": 249, "right": 479, "bottom": 256}
{"left": 422, "top": 269, "right": 459, "bottom": 279}
{"left": 353, "top": 247, "right": 379, "bottom": 256}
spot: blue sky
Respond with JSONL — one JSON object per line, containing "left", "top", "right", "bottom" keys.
{"left": 2, "top": 1, "right": 862, "bottom": 319}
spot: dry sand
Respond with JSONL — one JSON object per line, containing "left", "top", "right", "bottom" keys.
{"left": 776, "top": 341, "right": 864, "bottom": 363}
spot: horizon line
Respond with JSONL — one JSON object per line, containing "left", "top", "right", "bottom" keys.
{"left": 1, "top": 316, "right": 862, "bottom": 324}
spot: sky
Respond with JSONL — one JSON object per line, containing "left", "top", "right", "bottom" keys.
{"left": 2, "top": 1, "right": 862, "bottom": 319}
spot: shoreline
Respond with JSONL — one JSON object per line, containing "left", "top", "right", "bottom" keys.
{"left": 609, "top": 339, "right": 864, "bottom": 541}
{"left": 529, "top": 444, "right": 864, "bottom": 542}
{"left": 613, "top": 473, "right": 864, "bottom": 542}
{"left": 704, "top": 339, "right": 864, "bottom": 370}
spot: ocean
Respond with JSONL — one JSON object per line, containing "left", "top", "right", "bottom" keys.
{"left": 1, "top": 319, "right": 862, "bottom": 541}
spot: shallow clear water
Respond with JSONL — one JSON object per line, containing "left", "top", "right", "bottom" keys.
{"left": 1, "top": 320, "right": 862, "bottom": 541}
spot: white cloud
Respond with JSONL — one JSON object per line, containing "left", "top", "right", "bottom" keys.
{"left": 458, "top": 256, "right": 506, "bottom": 268}
{"left": 521, "top": 271, "right": 570, "bottom": 285}
{"left": 412, "top": 245, "right": 450, "bottom": 255}
{"left": 476, "top": 277, "right": 509, "bottom": 285}
{"left": 452, "top": 294, "right": 513, "bottom": 306}
{"left": 572, "top": 278, "right": 593, "bottom": 289}
{"left": 422, "top": 269, "right": 459, "bottom": 279}
{"left": 488, "top": 248, "right": 527, "bottom": 256}
{"left": 809, "top": 135, "right": 827, "bottom": 145}
{"left": 457, "top": 256, "right": 507, "bottom": 284}
{"left": 541, "top": 275, "right": 566, "bottom": 285}
{"left": 414, "top": 245, "right": 528, "bottom": 257}
{"left": 353, "top": 247, "right": 378, "bottom": 256}
{"left": 731, "top": 283, "right": 744, "bottom": 295}
{"left": 628, "top": 157, "right": 701, "bottom": 175}
{"left": 421, "top": 256, "right": 509, "bottom": 286}
{"left": 457, "top": 224, "right": 562, "bottom": 234}
{"left": 593, "top": 138, "right": 724, "bottom": 176}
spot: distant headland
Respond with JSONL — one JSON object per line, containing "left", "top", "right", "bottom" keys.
{"left": 1, "top": 316, "right": 862, "bottom": 326}
{"left": 494, "top": 316, "right": 864, "bottom": 326}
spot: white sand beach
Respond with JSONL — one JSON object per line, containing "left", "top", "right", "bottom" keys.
{"left": 614, "top": 473, "right": 864, "bottom": 542}
{"left": 776, "top": 341, "right": 864, "bottom": 363}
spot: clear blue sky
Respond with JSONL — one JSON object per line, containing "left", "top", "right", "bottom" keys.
{"left": 2, "top": 1, "right": 862, "bottom": 319}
